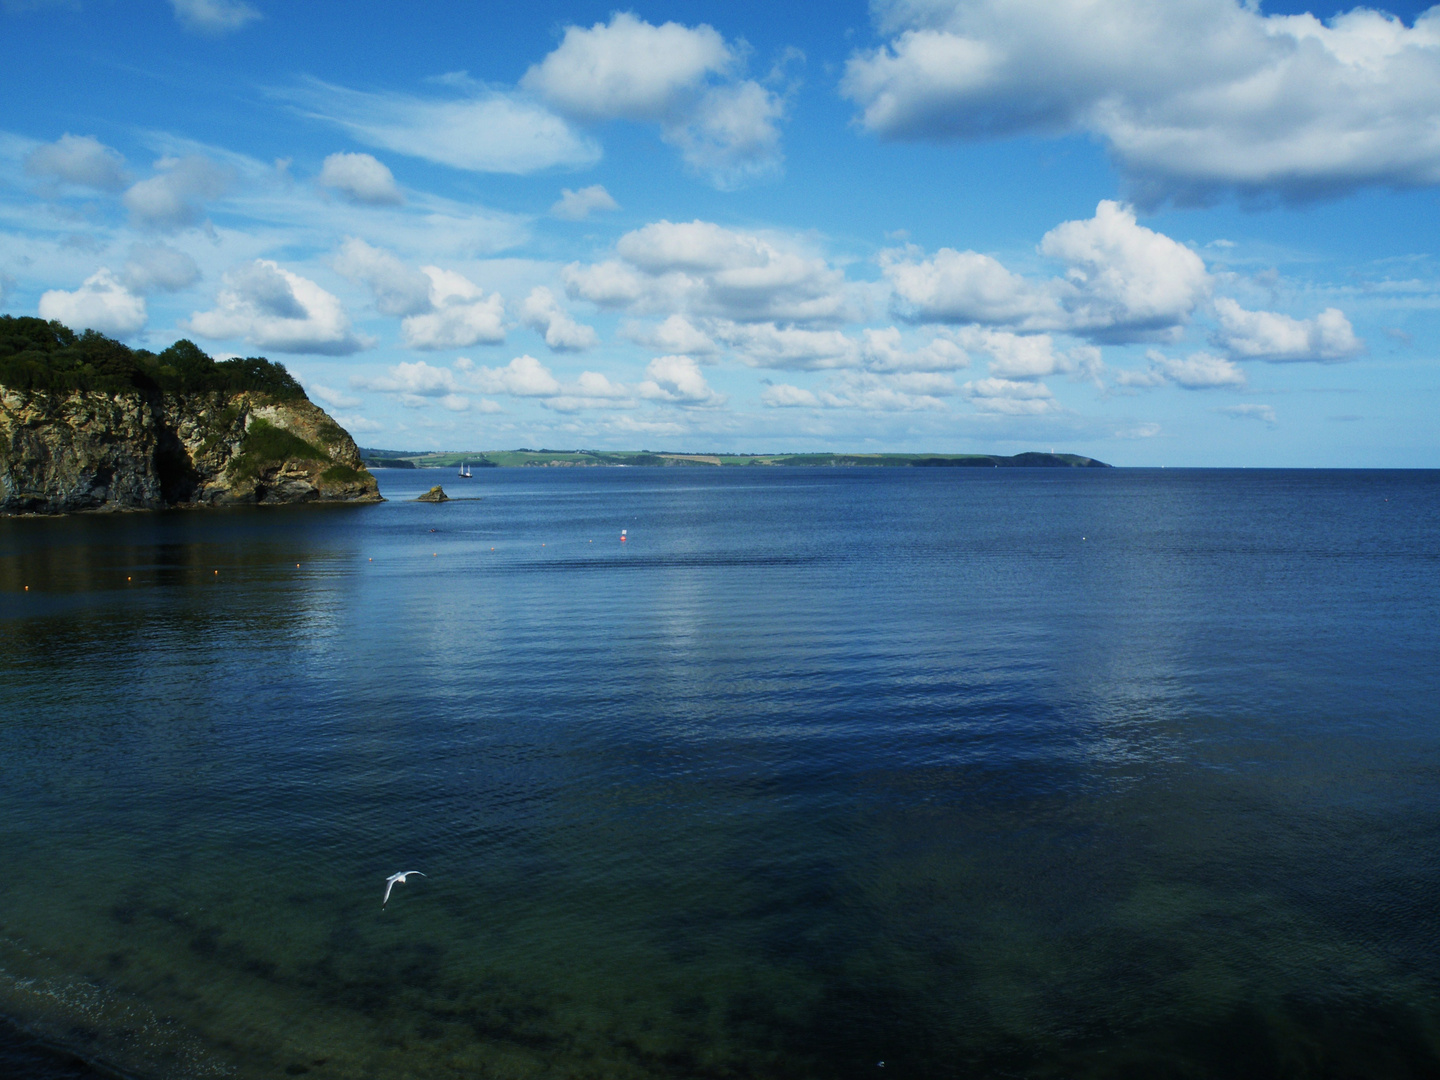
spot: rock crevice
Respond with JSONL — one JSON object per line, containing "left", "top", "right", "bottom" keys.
{"left": 0, "top": 387, "right": 382, "bottom": 514}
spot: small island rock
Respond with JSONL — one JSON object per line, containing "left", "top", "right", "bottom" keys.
{"left": 417, "top": 485, "right": 448, "bottom": 502}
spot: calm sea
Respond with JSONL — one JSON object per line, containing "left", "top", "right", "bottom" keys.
{"left": 0, "top": 467, "right": 1437, "bottom": 1079}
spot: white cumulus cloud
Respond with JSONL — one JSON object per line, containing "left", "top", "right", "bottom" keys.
{"left": 332, "top": 237, "right": 432, "bottom": 317}
{"left": 550, "top": 184, "right": 619, "bottom": 221}
{"left": 713, "top": 320, "right": 858, "bottom": 370}
{"left": 1039, "top": 201, "right": 1210, "bottom": 340}
{"left": 638, "top": 355, "right": 726, "bottom": 406}
{"left": 761, "top": 383, "right": 819, "bottom": 407}
{"left": 318, "top": 152, "right": 403, "bottom": 205}
{"left": 330, "top": 412, "right": 384, "bottom": 433}
{"left": 123, "top": 156, "right": 229, "bottom": 232}
{"left": 882, "top": 246, "right": 1056, "bottom": 326}
{"left": 308, "top": 384, "right": 362, "bottom": 409}
{"left": 522, "top": 12, "right": 733, "bottom": 120}
{"left": 843, "top": 0, "right": 1440, "bottom": 203}
{"left": 567, "top": 219, "right": 850, "bottom": 324}
{"left": 357, "top": 360, "right": 466, "bottom": 397}
{"left": 622, "top": 314, "right": 718, "bottom": 355}
{"left": 951, "top": 328, "right": 1079, "bottom": 379}
{"left": 401, "top": 268, "right": 506, "bottom": 350}
{"left": 1144, "top": 349, "right": 1247, "bottom": 388}
{"left": 818, "top": 371, "right": 952, "bottom": 410}
{"left": 1213, "top": 297, "right": 1364, "bottom": 362}
{"left": 522, "top": 12, "right": 785, "bottom": 187}
{"left": 519, "top": 286, "right": 598, "bottom": 351}
{"left": 545, "top": 371, "right": 635, "bottom": 413}
{"left": 469, "top": 355, "right": 564, "bottom": 398}
{"left": 662, "top": 80, "right": 787, "bottom": 189}
{"left": 860, "top": 327, "right": 971, "bottom": 372}
{"left": 765, "top": 371, "right": 953, "bottom": 411}
{"left": 885, "top": 201, "right": 1210, "bottom": 343}
{"left": 186, "top": 259, "right": 368, "bottom": 355}
{"left": 121, "top": 243, "right": 200, "bottom": 294}
{"left": 24, "top": 134, "right": 128, "bottom": 192}
{"left": 1219, "top": 403, "right": 1278, "bottom": 426}
{"left": 38, "top": 268, "right": 146, "bottom": 336}
{"left": 962, "top": 376, "right": 1058, "bottom": 414}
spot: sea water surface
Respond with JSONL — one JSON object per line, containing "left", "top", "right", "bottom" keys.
{"left": 0, "top": 467, "right": 1437, "bottom": 1079}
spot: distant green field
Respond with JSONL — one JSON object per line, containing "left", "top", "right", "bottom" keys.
{"left": 359, "top": 448, "right": 1110, "bottom": 469}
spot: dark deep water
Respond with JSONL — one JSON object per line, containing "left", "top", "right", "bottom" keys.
{"left": 0, "top": 467, "right": 1437, "bottom": 1079}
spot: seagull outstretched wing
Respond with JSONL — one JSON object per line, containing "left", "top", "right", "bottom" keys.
{"left": 382, "top": 871, "right": 426, "bottom": 907}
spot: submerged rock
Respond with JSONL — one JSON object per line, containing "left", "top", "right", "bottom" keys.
{"left": 416, "top": 486, "right": 448, "bottom": 503}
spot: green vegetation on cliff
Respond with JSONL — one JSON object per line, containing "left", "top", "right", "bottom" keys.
{"left": 1, "top": 319, "right": 381, "bottom": 513}
{"left": 226, "top": 419, "right": 327, "bottom": 480}
{"left": 0, "top": 316, "right": 305, "bottom": 400}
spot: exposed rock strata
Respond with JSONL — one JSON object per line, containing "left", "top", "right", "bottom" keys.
{"left": 0, "top": 387, "right": 381, "bottom": 514}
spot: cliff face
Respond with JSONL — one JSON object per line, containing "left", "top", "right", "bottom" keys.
{"left": 0, "top": 387, "right": 381, "bottom": 514}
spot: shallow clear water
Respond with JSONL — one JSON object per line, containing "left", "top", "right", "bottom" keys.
{"left": 0, "top": 467, "right": 1437, "bottom": 1079}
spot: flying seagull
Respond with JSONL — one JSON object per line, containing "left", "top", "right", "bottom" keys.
{"left": 382, "top": 870, "right": 425, "bottom": 908}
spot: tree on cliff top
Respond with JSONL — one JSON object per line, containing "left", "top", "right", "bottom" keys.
{"left": 0, "top": 316, "right": 306, "bottom": 400}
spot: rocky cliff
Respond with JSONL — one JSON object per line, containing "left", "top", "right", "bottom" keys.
{"left": 0, "top": 317, "right": 380, "bottom": 514}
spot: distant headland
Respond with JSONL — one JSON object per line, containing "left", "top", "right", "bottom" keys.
{"left": 362, "top": 448, "right": 1110, "bottom": 469}
{"left": 0, "top": 317, "right": 380, "bottom": 514}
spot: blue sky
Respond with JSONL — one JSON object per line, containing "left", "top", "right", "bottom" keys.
{"left": 3, "top": 0, "right": 1439, "bottom": 465}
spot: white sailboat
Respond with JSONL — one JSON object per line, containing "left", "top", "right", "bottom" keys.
{"left": 457, "top": 461, "right": 472, "bottom": 478}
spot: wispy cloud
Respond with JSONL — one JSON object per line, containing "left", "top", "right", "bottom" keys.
{"left": 281, "top": 79, "right": 600, "bottom": 175}
{"left": 1218, "top": 403, "right": 1278, "bottom": 426}
{"left": 522, "top": 13, "right": 787, "bottom": 188}
{"left": 169, "top": 0, "right": 259, "bottom": 35}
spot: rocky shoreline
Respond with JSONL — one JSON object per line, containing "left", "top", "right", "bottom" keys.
{"left": 0, "top": 318, "right": 380, "bottom": 515}
{"left": 0, "top": 387, "right": 381, "bottom": 514}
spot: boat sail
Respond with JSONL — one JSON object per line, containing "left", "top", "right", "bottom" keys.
{"left": 457, "top": 462, "right": 472, "bottom": 478}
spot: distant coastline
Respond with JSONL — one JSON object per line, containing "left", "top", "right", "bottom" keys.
{"left": 360, "top": 448, "right": 1110, "bottom": 469}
